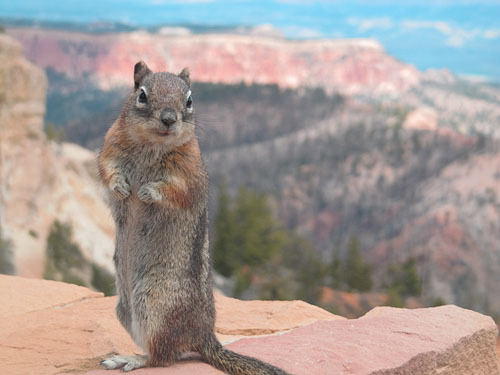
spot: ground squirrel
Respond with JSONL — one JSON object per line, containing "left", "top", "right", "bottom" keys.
{"left": 98, "top": 61, "right": 289, "bottom": 374}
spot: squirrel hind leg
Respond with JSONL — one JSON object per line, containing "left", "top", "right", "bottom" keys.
{"left": 147, "top": 334, "right": 183, "bottom": 367}
{"left": 100, "top": 354, "right": 148, "bottom": 372}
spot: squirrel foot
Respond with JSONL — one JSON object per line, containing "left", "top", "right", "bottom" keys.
{"left": 109, "top": 174, "right": 131, "bottom": 200}
{"left": 100, "top": 355, "right": 148, "bottom": 372}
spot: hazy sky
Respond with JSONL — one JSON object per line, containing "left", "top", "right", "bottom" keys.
{"left": 1, "top": 0, "right": 500, "bottom": 80}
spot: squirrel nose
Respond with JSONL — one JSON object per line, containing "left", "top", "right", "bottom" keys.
{"left": 161, "top": 109, "right": 177, "bottom": 126}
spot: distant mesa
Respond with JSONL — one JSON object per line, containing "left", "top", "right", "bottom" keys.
{"left": 6, "top": 27, "right": 420, "bottom": 96}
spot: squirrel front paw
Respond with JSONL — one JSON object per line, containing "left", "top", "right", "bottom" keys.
{"left": 138, "top": 183, "right": 163, "bottom": 204}
{"left": 109, "top": 174, "right": 131, "bottom": 200}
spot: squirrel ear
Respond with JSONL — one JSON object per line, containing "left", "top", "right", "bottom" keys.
{"left": 178, "top": 67, "right": 191, "bottom": 87}
{"left": 134, "top": 61, "right": 152, "bottom": 89}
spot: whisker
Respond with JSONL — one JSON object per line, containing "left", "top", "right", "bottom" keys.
{"left": 184, "top": 120, "right": 209, "bottom": 138}
{"left": 192, "top": 118, "right": 219, "bottom": 126}
{"left": 192, "top": 113, "right": 219, "bottom": 122}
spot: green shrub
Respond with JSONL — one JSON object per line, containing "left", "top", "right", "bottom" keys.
{"left": 91, "top": 263, "right": 115, "bottom": 296}
{"left": 44, "top": 123, "right": 65, "bottom": 143}
{"left": 431, "top": 297, "right": 447, "bottom": 307}
{"left": 44, "top": 220, "right": 116, "bottom": 295}
{"left": 0, "top": 228, "right": 15, "bottom": 275}
{"left": 44, "top": 220, "right": 85, "bottom": 281}
{"left": 386, "top": 286, "right": 404, "bottom": 308}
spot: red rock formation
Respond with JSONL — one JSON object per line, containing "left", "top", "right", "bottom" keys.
{"left": 7, "top": 28, "right": 420, "bottom": 96}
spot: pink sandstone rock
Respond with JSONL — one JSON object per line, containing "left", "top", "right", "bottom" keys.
{"left": 0, "top": 275, "right": 136, "bottom": 375}
{"left": 0, "top": 274, "right": 103, "bottom": 318}
{"left": 225, "top": 305, "right": 500, "bottom": 374}
{"left": 0, "top": 275, "right": 341, "bottom": 375}
{"left": 89, "top": 306, "right": 499, "bottom": 375}
{"left": 214, "top": 293, "right": 344, "bottom": 338}
{"left": 1, "top": 275, "right": 498, "bottom": 375}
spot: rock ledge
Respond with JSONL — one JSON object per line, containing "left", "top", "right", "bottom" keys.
{"left": 0, "top": 275, "right": 498, "bottom": 375}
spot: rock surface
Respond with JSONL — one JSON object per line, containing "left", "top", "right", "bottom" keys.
{"left": 1, "top": 275, "right": 498, "bottom": 375}
{"left": 214, "top": 293, "right": 344, "bottom": 340}
{"left": 0, "top": 273, "right": 102, "bottom": 318}
{"left": 403, "top": 106, "right": 438, "bottom": 131}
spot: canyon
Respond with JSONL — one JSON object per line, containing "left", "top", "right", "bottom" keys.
{"left": 2, "top": 27, "right": 500, "bottom": 322}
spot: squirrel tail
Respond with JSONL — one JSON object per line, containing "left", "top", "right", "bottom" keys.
{"left": 199, "top": 333, "right": 289, "bottom": 375}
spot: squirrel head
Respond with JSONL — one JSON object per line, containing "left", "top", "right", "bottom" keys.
{"left": 122, "top": 61, "right": 195, "bottom": 148}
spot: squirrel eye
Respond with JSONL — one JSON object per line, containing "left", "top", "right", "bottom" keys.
{"left": 186, "top": 95, "right": 193, "bottom": 108}
{"left": 138, "top": 89, "right": 147, "bottom": 104}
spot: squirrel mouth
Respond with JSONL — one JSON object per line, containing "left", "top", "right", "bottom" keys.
{"left": 157, "top": 130, "right": 170, "bottom": 136}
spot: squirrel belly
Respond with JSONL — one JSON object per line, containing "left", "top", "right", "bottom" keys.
{"left": 97, "top": 61, "right": 290, "bottom": 375}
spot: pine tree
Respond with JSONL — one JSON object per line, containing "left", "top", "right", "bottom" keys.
{"left": 400, "top": 257, "right": 422, "bottom": 296}
{"left": 257, "top": 232, "right": 326, "bottom": 304}
{"left": 330, "top": 246, "right": 341, "bottom": 289}
{"left": 294, "top": 237, "right": 327, "bottom": 303}
{"left": 212, "top": 179, "right": 235, "bottom": 277}
{"left": 212, "top": 182, "right": 327, "bottom": 302}
{"left": 344, "top": 236, "right": 373, "bottom": 292}
{"left": 232, "top": 186, "right": 287, "bottom": 269}
{"left": 386, "top": 257, "right": 422, "bottom": 297}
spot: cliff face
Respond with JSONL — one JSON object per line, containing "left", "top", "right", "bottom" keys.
{"left": 0, "top": 33, "right": 51, "bottom": 276}
{"left": 0, "top": 34, "right": 114, "bottom": 277}
{"left": 7, "top": 28, "right": 420, "bottom": 96}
